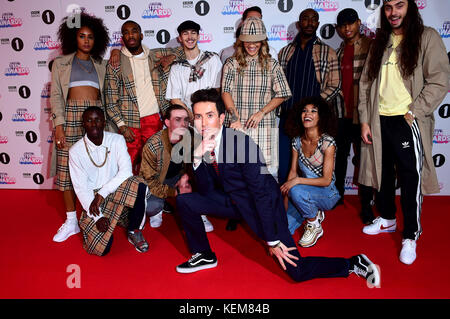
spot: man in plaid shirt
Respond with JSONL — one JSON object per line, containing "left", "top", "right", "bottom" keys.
{"left": 278, "top": 9, "right": 342, "bottom": 185}
{"left": 105, "top": 20, "right": 185, "bottom": 175}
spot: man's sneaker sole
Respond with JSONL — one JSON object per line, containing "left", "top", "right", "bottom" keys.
{"left": 127, "top": 237, "right": 149, "bottom": 253}
{"left": 359, "top": 254, "right": 381, "bottom": 287}
{"left": 176, "top": 261, "right": 218, "bottom": 274}
{"left": 52, "top": 227, "right": 80, "bottom": 243}
{"left": 299, "top": 228, "right": 323, "bottom": 248}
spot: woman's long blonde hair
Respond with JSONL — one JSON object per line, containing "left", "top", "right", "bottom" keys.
{"left": 233, "top": 39, "right": 271, "bottom": 73}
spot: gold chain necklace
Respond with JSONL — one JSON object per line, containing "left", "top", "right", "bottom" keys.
{"left": 75, "top": 56, "right": 94, "bottom": 74}
{"left": 83, "top": 136, "right": 108, "bottom": 168}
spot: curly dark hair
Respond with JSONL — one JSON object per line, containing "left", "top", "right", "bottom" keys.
{"left": 284, "top": 96, "right": 337, "bottom": 139}
{"left": 367, "top": 0, "right": 424, "bottom": 80}
{"left": 57, "top": 12, "right": 110, "bottom": 61}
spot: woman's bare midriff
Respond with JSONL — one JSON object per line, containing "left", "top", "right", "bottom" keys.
{"left": 68, "top": 86, "right": 100, "bottom": 101}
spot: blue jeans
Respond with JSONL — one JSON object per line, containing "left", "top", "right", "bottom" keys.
{"left": 286, "top": 183, "right": 340, "bottom": 234}
{"left": 146, "top": 174, "right": 181, "bottom": 216}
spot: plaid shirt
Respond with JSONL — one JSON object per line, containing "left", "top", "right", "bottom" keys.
{"left": 105, "top": 47, "right": 185, "bottom": 129}
{"left": 335, "top": 35, "right": 372, "bottom": 122}
{"left": 278, "top": 36, "right": 342, "bottom": 113}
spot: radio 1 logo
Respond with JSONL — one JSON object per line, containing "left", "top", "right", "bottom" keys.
{"left": 108, "top": 31, "right": 122, "bottom": 47}
{"left": 268, "top": 25, "right": 294, "bottom": 42}
{"left": 198, "top": 30, "right": 213, "bottom": 43}
{"left": 221, "top": 0, "right": 247, "bottom": 15}
{"left": 415, "top": 0, "right": 426, "bottom": 10}
{"left": 344, "top": 176, "right": 358, "bottom": 190}
{"left": 41, "top": 83, "right": 51, "bottom": 99}
{"left": 0, "top": 173, "right": 16, "bottom": 185}
{"left": 34, "top": 35, "right": 60, "bottom": 51}
{"left": 307, "top": 0, "right": 339, "bottom": 12}
{"left": 12, "top": 108, "right": 36, "bottom": 122}
{"left": 0, "top": 12, "right": 23, "bottom": 28}
{"left": 439, "top": 21, "right": 450, "bottom": 38}
{"left": 20, "top": 152, "right": 43, "bottom": 165}
{"left": 4, "top": 62, "right": 29, "bottom": 76}
{"left": 142, "top": 2, "right": 172, "bottom": 18}
{"left": 433, "top": 129, "right": 450, "bottom": 144}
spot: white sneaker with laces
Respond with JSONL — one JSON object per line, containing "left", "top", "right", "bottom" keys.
{"left": 400, "top": 239, "right": 417, "bottom": 265}
{"left": 53, "top": 219, "right": 80, "bottom": 242}
{"left": 201, "top": 215, "right": 214, "bottom": 232}
{"left": 149, "top": 211, "right": 163, "bottom": 228}
{"left": 298, "top": 222, "right": 323, "bottom": 247}
{"left": 362, "top": 216, "right": 396, "bottom": 235}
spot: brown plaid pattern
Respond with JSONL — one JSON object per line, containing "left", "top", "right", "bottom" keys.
{"left": 176, "top": 51, "right": 217, "bottom": 82}
{"left": 222, "top": 57, "right": 291, "bottom": 166}
{"left": 55, "top": 99, "right": 103, "bottom": 191}
{"left": 79, "top": 175, "right": 146, "bottom": 256}
{"left": 335, "top": 35, "right": 372, "bottom": 121}
{"left": 278, "top": 37, "right": 341, "bottom": 104}
{"left": 105, "top": 47, "right": 185, "bottom": 129}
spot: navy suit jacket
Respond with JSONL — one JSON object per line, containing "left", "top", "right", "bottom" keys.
{"left": 194, "top": 127, "right": 289, "bottom": 242}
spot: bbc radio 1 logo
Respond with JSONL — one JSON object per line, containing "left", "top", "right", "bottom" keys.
{"left": 108, "top": 31, "right": 122, "bottom": 47}
{"left": 4, "top": 62, "right": 30, "bottom": 76}
{"left": 19, "top": 152, "right": 43, "bottom": 165}
{"left": 221, "top": 0, "right": 247, "bottom": 15}
{"left": 439, "top": 21, "right": 450, "bottom": 38}
{"left": 198, "top": 30, "right": 213, "bottom": 43}
{"left": 415, "top": 0, "right": 427, "bottom": 10}
{"left": 0, "top": 12, "right": 23, "bottom": 28}
{"left": 41, "top": 83, "right": 51, "bottom": 99}
{"left": 433, "top": 129, "right": 450, "bottom": 144}
{"left": 0, "top": 173, "right": 16, "bottom": 185}
{"left": 344, "top": 176, "right": 358, "bottom": 190}
{"left": 268, "top": 25, "right": 294, "bottom": 41}
{"left": 34, "top": 35, "right": 60, "bottom": 51}
{"left": 12, "top": 108, "right": 36, "bottom": 122}
{"left": 307, "top": 0, "right": 339, "bottom": 12}
{"left": 142, "top": 2, "right": 172, "bottom": 18}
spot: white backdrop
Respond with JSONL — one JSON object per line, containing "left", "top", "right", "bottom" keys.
{"left": 0, "top": 0, "right": 449, "bottom": 194}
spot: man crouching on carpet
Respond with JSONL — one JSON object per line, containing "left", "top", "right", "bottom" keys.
{"left": 175, "top": 88, "right": 381, "bottom": 285}
{"left": 69, "top": 106, "right": 149, "bottom": 256}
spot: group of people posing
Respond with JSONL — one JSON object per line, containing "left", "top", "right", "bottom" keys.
{"left": 50, "top": 0, "right": 449, "bottom": 285}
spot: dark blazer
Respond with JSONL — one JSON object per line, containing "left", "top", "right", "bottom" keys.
{"left": 194, "top": 127, "right": 288, "bottom": 242}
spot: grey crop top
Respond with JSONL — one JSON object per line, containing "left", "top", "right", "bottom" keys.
{"left": 69, "top": 56, "right": 99, "bottom": 89}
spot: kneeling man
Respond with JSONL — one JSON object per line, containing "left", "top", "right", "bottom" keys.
{"left": 69, "top": 106, "right": 149, "bottom": 256}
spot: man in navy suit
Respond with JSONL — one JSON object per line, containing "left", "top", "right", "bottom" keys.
{"left": 175, "top": 88, "right": 380, "bottom": 284}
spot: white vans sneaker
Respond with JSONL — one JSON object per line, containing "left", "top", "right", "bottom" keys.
{"left": 362, "top": 216, "right": 396, "bottom": 235}
{"left": 149, "top": 211, "right": 163, "bottom": 228}
{"left": 53, "top": 219, "right": 80, "bottom": 242}
{"left": 201, "top": 215, "right": 214, "bottom": 232}
{"left": 400, "top": 239, "right": 417, "bottom": 265}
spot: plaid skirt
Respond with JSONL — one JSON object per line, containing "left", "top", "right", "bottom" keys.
{"left": 55, "top": 99, "right": 103, "bottom": 191}
{"left": 79, "top": 176, "right": 146, "bottom": 256}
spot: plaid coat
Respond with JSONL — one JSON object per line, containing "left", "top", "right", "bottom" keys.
{"left": 278, "top": 36, "right": 342, "bottom": 111}
{"left": 105, "top": 46, "right": 185, "bottom": 129}
{"left": 335, "top": 35, "right": 372, "bottom": 122}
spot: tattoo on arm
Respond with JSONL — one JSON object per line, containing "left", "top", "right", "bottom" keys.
{"left": 231, "top": 113, "right": 239, "bottom": 123}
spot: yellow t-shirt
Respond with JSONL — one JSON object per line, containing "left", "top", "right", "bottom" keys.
{"left": 378, "top": 34, "right": 412, "bottom": 116}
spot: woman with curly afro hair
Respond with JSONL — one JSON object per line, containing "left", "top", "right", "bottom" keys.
{"left": 280, "top": 96, "right": 340, "bottom": 248}
{"left": 50, "top": 12, "right": 114, "bottom": 243}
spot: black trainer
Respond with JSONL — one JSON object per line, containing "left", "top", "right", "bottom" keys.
{"left": 176, "top": 252, "right": 218, "bottom": 273}
{"left": 349, "top": 254, "right": 380, "bottom": 287}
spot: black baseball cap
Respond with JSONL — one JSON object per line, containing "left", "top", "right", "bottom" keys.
{"left": 177, "top": 20, "right": 201, "bottom": 34}
{"left": 336, "top": 8, "right": 359, "bottom": 26}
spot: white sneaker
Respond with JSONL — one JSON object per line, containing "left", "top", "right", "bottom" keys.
{"left": 201, "top": 215, "right": 214, "bottom": 232}
{"left": 53, "top": 219, "right": 80, "bottom": 242}
{"left": 149, "top": 211, "right": 163, "bottom": 228}
{"left": 400, "top": 239, "right": 417, "bottom": 265}
{"left": 298, "top": 222, "right": 323, "bottom": 247}
{"left": 362, "top": 216, "right": 396, "bottom": 235}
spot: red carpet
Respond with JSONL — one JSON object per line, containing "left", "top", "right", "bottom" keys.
{"left": 1, "top": 189, "right": 449, "bottom": 299}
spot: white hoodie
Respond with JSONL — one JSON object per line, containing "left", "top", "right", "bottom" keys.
{"left": 121, "top": 45, "right": 158, "bottom": 118}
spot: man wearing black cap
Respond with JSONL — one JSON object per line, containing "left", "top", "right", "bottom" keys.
{"left": 166, "top": 20, "right": 222, "bottom": 232}
{"left": 334, "top": 8, "right": 376, "bottom": 224}
{"left": 166, "top": 20, "right": 222, "bottom": 113}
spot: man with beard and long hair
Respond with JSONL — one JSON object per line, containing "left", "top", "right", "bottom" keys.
{"left": 359, "top": 0, "right": 449, "bottom": 265}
